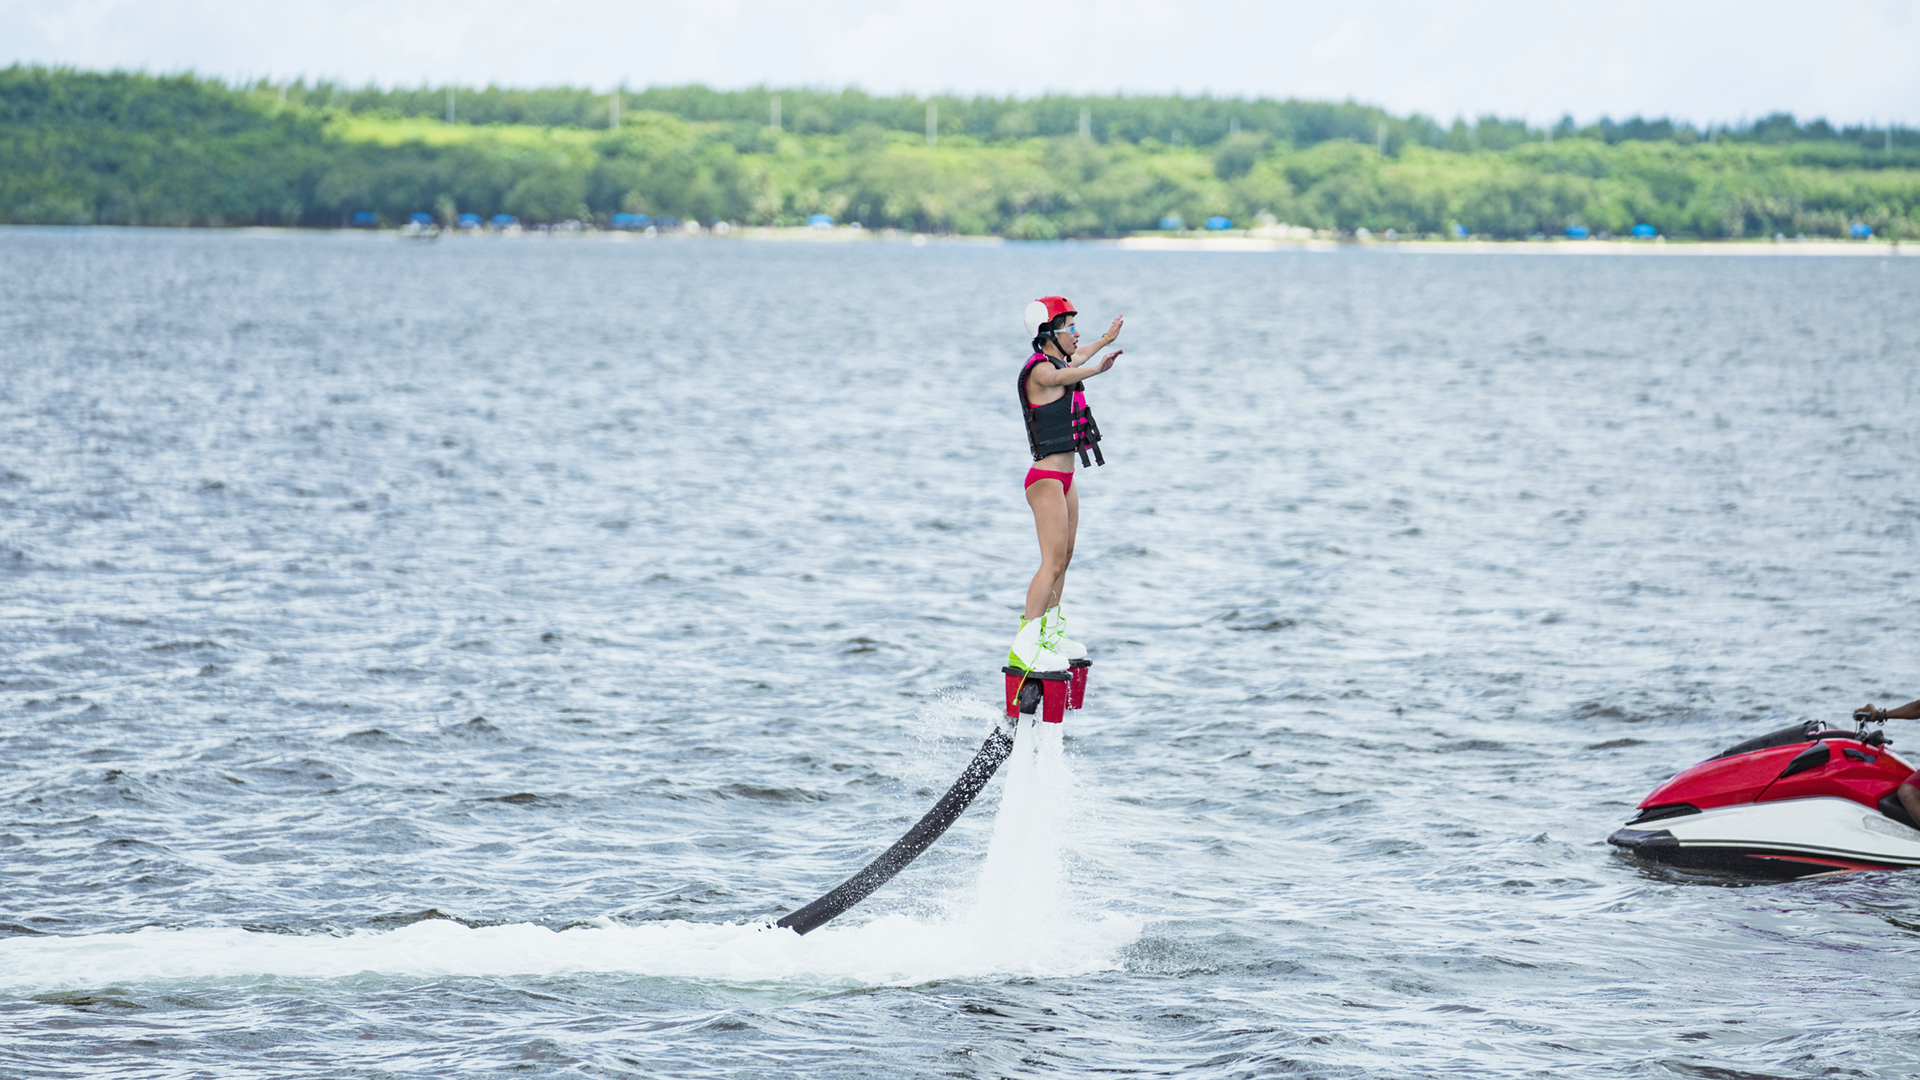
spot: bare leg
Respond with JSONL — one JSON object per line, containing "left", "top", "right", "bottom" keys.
{"left": 1900, "top": 783, "right": 1920, "bottom": 825}
{"left": 1052, "top": 481, "right": 1079, "bottom": 609}
{"left": 1023, "top": 479, "right": 1077, "bottom": 619}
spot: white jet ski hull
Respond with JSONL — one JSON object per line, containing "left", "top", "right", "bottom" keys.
{"left": 1610, "top": 797, "right": 1920, "bottom": 877}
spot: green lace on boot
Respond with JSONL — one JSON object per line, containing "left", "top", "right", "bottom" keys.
{"left": 1040, "top": 605, "right": 1086, "bottom": 660}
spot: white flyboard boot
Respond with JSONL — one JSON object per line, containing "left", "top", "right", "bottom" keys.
{"left": 1008, "top": 616, "right": 1068, "bottom": 672}
{"left": 1041, "top": 605, "right": 1092, "bottom": 713}
{"left": 1039, "top": 605, "right": 1085, "bottom": 661}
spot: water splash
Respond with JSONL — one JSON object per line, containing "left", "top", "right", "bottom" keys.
{"left": 973, "top": 716, "right": 1074, "bottom": 915}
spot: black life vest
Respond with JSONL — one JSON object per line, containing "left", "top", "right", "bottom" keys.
{"left": 1019, "top": 353, "right": 1105, "bottom": 466}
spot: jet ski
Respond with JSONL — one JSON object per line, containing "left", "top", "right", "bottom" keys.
{"left": 1609, "top": 711, "right": 1920, "bottom": 878}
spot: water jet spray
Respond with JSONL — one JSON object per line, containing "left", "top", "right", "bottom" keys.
{"left": 772, "top": 660, "right": 1090, "bottom": 934}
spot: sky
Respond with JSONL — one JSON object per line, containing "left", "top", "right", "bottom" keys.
{"left": 4, "top": 0, "right": 1918, "bottom": 127}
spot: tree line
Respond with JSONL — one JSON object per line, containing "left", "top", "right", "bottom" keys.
{"left": 3, "top": 66, "right": 1916, "bottom": 239}
{"left": 270, "top": 77, "right": 1920, "bottom": 155}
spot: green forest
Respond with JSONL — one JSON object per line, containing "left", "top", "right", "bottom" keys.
{"left": 4, "top": 66, "right": 1917, "bottom": 240}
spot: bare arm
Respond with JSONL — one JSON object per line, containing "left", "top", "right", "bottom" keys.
{"left": 1862, "top": 698, "right": 1920, "bottom": 721}
{"left": 1031, "top": 350, "right": 1121, "bottom": 387}
{"left": 1070, "top": 314, "right": 1124, "bottom": 364}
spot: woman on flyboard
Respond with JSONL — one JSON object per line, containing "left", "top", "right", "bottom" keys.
{"left": 1010, "top": 295, "right": 1124, "bottom": 672}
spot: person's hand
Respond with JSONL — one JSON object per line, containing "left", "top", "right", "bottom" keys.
{"left": 1095, "top": 349, "right": 1122, "bottom": 373}
{"left": 1105, "top": 314, "right": 1125, "bottom": 342}
{"left": 1857, "top": 704, "right": 1884, "bottom": 722}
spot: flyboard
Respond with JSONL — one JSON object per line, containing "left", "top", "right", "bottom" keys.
{"left": 773, "top": 659, "right": 1090, "bottom": 935}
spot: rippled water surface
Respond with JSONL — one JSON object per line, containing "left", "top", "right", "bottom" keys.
{"left": 3, "top": 227, "right": 1919, "bottom": 1078}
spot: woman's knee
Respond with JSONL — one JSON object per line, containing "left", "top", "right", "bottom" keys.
{"left": 1042, "top": 531, "right": 1073, "bottom": 564}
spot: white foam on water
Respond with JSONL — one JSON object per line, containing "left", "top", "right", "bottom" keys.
{"left": 1, "top": 717, "right": 1138, "bottom": 994}
{"left": 0, "top": 912, "right": 1130, "bottom": 993}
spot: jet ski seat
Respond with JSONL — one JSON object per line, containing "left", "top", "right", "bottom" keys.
{"left": 1876, "top": 790, "right": 1919, "bottom": 831}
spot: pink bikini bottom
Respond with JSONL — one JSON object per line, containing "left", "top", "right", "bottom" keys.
{"left": 1024, "top": 468, "right": 1074, "bottom": 495}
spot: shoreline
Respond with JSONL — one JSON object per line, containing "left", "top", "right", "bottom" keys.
{"left": 6, "top": 223, "right": 1914, "bottom": 256}
{"left": 1111, "top": 235, "right": 1917, "bottom": 256}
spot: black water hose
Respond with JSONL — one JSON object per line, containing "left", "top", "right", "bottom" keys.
{"left": 776, "top": 723, "right": 1017, "bottom": 935}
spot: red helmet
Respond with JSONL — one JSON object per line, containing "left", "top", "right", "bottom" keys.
{"left": 1023, "top": 295, "right": 1077, "bottom": 339}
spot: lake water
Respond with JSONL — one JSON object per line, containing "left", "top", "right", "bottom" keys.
{"left": 2, "top": 227, "right": 1918, "bottom": 1078}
